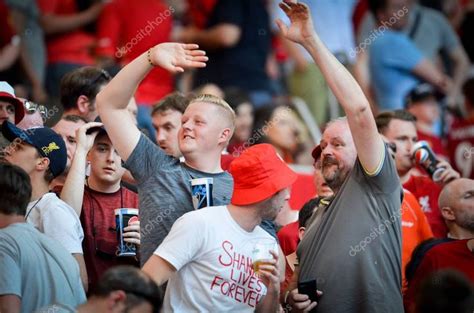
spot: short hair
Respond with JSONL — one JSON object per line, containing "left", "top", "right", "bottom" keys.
{"left": 190, "top": 94, "right": 236, "bottom": 130}
{"left": 151, "top": 92, "right": 189, "bottom": 116}
{"left": 368, "top": 0, "right": 389, "bottom": 19}
{"left": 92, "top": 266, "right": 162, "bottom": 313}
{"left": 61, "top": 114, "right": 88, "bottom": 124}
{"left": 223, "top": 87, "right": 251, "bottom": 111}
{"left": 0, "top": 163, "right": 32, "bottom": 216}
{"left": 60, "top": 67, "right": 112, "bottom": 111}
{"left": 375, "top": 110, "right": 417, "bottom": 134}
{"left": 463, "top": 77, "right": 474, "bottom": 108}
{"left": 299, "top": 197, "right": 319, "bottom": 228}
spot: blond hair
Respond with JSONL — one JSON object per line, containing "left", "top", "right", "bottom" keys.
{"left": 190, "top": 94, "right": 236, "bottom": 131}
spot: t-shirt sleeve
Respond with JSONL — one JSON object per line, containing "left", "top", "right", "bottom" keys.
{"left": 154, "top": 213, "right": 204, "bottom": 271}
{"left": 208, "top": 0, "right": 243, "bottom": 27}
{"left": 41, "top": 204, "right": 84, "bottom": 254}
{"left": 0, "top": 247, "right": 21, "bottom": 297}
{"left": 358, "top": 143, "right": 401, "bottom": 194}
{"left": 124, "top": 133, "right": 175, "bottom": 183}
{"left": 384, "top": 35, "right": 424, "bottom": 71}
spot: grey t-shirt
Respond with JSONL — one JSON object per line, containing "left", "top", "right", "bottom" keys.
{"left": 0, "top": 223, "right": 86, "bottom": 313}
{"left": 358, "top": 4, "right": 460, "bottom": 59}
{"left": 297, "top": 146, "right": 403, "bottom": 313}
{"left": 125, "top": 134, "right": 234, "bottom": 265}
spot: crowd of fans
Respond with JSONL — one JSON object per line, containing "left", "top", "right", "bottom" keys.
{"left": 0, "top": 0, "right": 473, "bottom": 312}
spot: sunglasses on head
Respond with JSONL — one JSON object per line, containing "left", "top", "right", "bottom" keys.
{"left": 24, "top": 100, "right": 47, "bottom": 116}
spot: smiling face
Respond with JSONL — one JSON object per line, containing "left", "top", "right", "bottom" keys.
{"left": 319, "top": 120, "right": 357, "bottom": 192}
{"left": 178, "top": 101, "right": 231, "bottom": 159}
{"left": 87, "top": 134, "right": 125, "bottom": 186}
{"left": 152, "top": 109, "right": 183, "bottom": 158}
{"left": 382, "top": 119, "right": 418, "bottom": 176}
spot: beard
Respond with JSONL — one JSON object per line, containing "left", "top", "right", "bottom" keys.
{"left": 322, "top": 156, "right": 349, "bottom": 191}
{"left": 456, "top": 212, "right": 474, "bottom": 232}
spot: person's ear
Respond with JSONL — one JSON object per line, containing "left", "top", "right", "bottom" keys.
{"left": 36, "top": 157, "right": 50, "bottom": 172}
{"left": 440, "top": 206, "right": 455, "bottom": 222}
{"left": 218, "top": 128, "right": 232, "bottom": 145}
{"left": 77, "top": 95, "right": 91, "bottom": 114}
{"left": 105, "top": 290, "right": 127, "bottom": 312}
{"left": 298, "top": 227, "right": 306, "bottom": 241}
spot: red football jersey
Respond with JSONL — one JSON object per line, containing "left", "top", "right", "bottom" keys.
{"left": 447, "top": 117, "right": 474, "bottom": 179}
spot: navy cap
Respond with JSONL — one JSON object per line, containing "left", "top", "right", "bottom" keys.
{"left": 2, "top": 121, "right": 67, "bottom": 178}
{"left": 86, "top": 116, "right": 107, "bottom": 136}
{"left": 405, "top": 83, "right": 443, "bottom": 108}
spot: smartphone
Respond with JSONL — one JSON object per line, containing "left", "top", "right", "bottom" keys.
{"left": 298, "top": 279, "right": 318, "bottom": 303}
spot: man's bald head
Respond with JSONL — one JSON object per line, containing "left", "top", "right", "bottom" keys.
{"left": 438, "top": 178, "right": 474, "bottom": 236}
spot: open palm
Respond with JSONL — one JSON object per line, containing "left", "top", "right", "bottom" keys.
{"left": 276, "top": 1, "right": 315, "bottom": 45}
{"left": 151, "top": 43, "right": 208, "bottom": 73}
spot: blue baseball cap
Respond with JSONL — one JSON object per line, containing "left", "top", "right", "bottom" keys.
{"left": 2, "top": 121, "right": 67, "bottom": 178}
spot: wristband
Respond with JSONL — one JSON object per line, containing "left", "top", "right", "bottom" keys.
{"left": 147, "top": 48, "right": 155, "bottom": 67}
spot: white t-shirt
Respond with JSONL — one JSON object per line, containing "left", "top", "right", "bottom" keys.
{"left": 155, "top": 206, "right": 276, "bottom": 312}
{"left": 26, "top": 192, "right": 84, "bottom": 254}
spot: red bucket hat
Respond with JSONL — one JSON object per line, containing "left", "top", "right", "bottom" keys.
{"left": 229, "top": 143, "right": 297, "bottom": 206}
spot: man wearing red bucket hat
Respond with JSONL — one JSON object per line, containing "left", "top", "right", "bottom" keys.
{"left": 143, "top": 143, "right": 297, "bottom": 312}
{"left": 277, "top": 1, "right": 402, "bottom": 313}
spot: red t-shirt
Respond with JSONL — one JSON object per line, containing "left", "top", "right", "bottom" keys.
{"left": 401, "top": 189, "right": 433, "bottom": 292}
{"left": 0, "top": 0, "right": 14, "bottom": 48}
{"left": 277, "top": 221, "right": 299, "bottom": 257}
{"left": 404, "top": 239, "right": 474, "bottom": 313}
{"left": 95, "top": 0, "right": 173, "bottom": 105}
{"left": 185, "top": 0, "right": 218, "bottom": 29}
{"left": 447, "top": 117, "right": 474, "bottom": 179}
{"left": 37, "top": 0, "right": 95, "bottom": 65}
{"left": 403, "top": 175, "right": 447, "bottom": 238}
{"left": 81, "top": 185, "right": 139, "bottom": 291}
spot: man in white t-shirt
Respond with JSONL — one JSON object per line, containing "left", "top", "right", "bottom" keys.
{"left": 1, "top": 121, "right": 87, "bottom": 291}
{"left": 143, "top": 143, "right": 297, "bottom": 312}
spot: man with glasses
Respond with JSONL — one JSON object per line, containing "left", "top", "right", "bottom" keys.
{"left": 60, "top": 120, "right": 140, "bottom": 292}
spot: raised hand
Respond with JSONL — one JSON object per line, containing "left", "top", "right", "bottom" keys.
{"left": 150, "top": 43, "right": 208, "bottom": 73}
{"left": 75, "top": 122, "right": 103, "bottom": 153}
{"left": 276, "top": 1, "right": 315, "bottom": 45}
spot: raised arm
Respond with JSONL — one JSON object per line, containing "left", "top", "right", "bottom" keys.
{"left": 60, "top": 122, "right": 101, "bottom": 216}
{"left": 95, "top": 43, "right": 207, "bottom": 162}
{"left": 277, "top": 1, "right": 384, "bottom": 173}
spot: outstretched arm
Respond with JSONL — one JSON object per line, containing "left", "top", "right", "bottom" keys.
{"left": 96, "top": 43, "right": 208, "bottom": 162}
{"left": 277, "top": 1, "right": 384, "bottom": 174}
